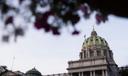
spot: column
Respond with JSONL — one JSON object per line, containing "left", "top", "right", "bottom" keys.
{"left": 85, "top": 50, "right": 88, "bottom": 58}
{"left": 94, "top": 50, "right": 97, "bottom": 57}
{"left": 93, "top": 71, "right": 95, "bottom": 76}
{"left": 87, "top": 51, "right": 90, "bottom": 58}
{"left": 81, "top": 72, "right": 83, "bottom": 76}
{"left": 90, "top": 71, "right": 93, "bottom": 76}
{"left": 79, "top": 72, "right": 81, "bottom": 76}
{"left": 105, "top": 70, "right": 108, "bottom": 76}
{"left": 69, "top": 73, "right": 72, "bottom": 76}
{"left": 102, "top": 70, "right": 105, "bottom": 76}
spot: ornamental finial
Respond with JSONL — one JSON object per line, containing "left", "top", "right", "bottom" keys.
{"left": 91, "top": 24, "right": 97, "bottom": 36}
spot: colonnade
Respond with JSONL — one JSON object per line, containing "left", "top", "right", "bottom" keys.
{"left": 70, "top": 70, "right": 108, "bottom": 76}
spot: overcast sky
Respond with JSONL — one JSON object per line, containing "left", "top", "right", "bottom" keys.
{"left": 0, "top": 12, "right": 128, "bottom": 75}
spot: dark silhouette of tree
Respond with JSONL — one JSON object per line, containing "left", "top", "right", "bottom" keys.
{"left": 0, "top": 0, "right": 128, "bottom": 42}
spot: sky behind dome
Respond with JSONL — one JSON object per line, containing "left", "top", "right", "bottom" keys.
{"left": 0, "top": 13, "right": 128, "bottom": 75}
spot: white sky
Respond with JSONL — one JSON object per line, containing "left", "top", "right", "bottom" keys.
{"left": 0, "top": 13, "right": 128, "bottom": 75}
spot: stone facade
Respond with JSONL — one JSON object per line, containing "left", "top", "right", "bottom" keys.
{"left": 67, "top": 29, "right": 119, "bottom": 76}
{"left": 43, "top": 73, "right": 69, "bottom": 76}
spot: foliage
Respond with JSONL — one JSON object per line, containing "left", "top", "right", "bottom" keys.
{"left": 0, "top": 0, "right": 128, "bottom": 42}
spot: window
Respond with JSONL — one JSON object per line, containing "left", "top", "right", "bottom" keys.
{"left": 101, "top": 39, "right": 103, "bottom": 42}
{"left": 97, "top": 50, "right": 101, "bottom": 56}
{"left": 90, "top": 50, "right": 94, "bottom": 57}
{"left": 96, "top": 38, "right": 98, "bottom": 41}
{"left": 103, "top": 50, "right": 107, "bottom": 56}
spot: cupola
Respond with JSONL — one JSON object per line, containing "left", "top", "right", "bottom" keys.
{"left": 82, "top": 29, "right": 108, "bottom": 49}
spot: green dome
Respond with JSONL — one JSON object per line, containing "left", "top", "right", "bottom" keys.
{"left": 82, "top": 30, "right": 108, "bottom": 48}
{"left": 25, "top": 68, "right": 42, "bottom": 76}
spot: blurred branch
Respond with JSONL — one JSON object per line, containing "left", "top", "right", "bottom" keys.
{"left": 0, "top": 0, "right": 128, "bottom": 42}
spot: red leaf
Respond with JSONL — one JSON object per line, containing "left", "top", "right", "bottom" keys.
{"left": 51, "top": 26, "right": 60, "bottom": 35}
{"left": 34, "top": 11, "right": 53, "bottom": 30}
{"left": 96, "top": 13, "right": 104, "bottom": 24}
{"left": 5, "top": 16, "right": 13, "bottom": 25}
{"left": 72, "top": 30, "right": 80, "bottom": 35}
{"left": 34, "top": 20, "right": 43, "bottom": 29}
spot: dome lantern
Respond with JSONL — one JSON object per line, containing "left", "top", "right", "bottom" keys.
{"left": 91, "top": 28, "right": 97, "bottom": 36}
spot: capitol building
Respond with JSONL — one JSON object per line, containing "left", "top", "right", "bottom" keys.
{"left": 0, "top": 29, "right": 120, "bottom": 76}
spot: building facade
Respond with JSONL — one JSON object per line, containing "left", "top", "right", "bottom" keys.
{"left": 67, "top": 29, "right": 119, "bottom": 76}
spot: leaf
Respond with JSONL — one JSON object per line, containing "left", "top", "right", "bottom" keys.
{"left": 14, "top": 27, "right": 24, "bottom": 36}
{"left": 5, "top": 16, "right": 13, "bottom": 25}
{"left": 70, "top": 14, "right": 80, "bottom": 25}
{"left": 72, "top": 30, "right": 80, "bottom": 35}
{"left": 51, "top": 26, "right": 60, "bottom": 35}
{"left": 19, "top": 0, "right": 24, "bottom": 4}
{"left": 2, "top": 35, "right": 9, "bottom": 42}
{"left": 34, "top": 11, "right": 53, "bottom": 30}
{"left": 1, "top": 3, "right": 9, "bottom": 14}
{"left": 95, "top": 13, "right": 108, "bottom": 24}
